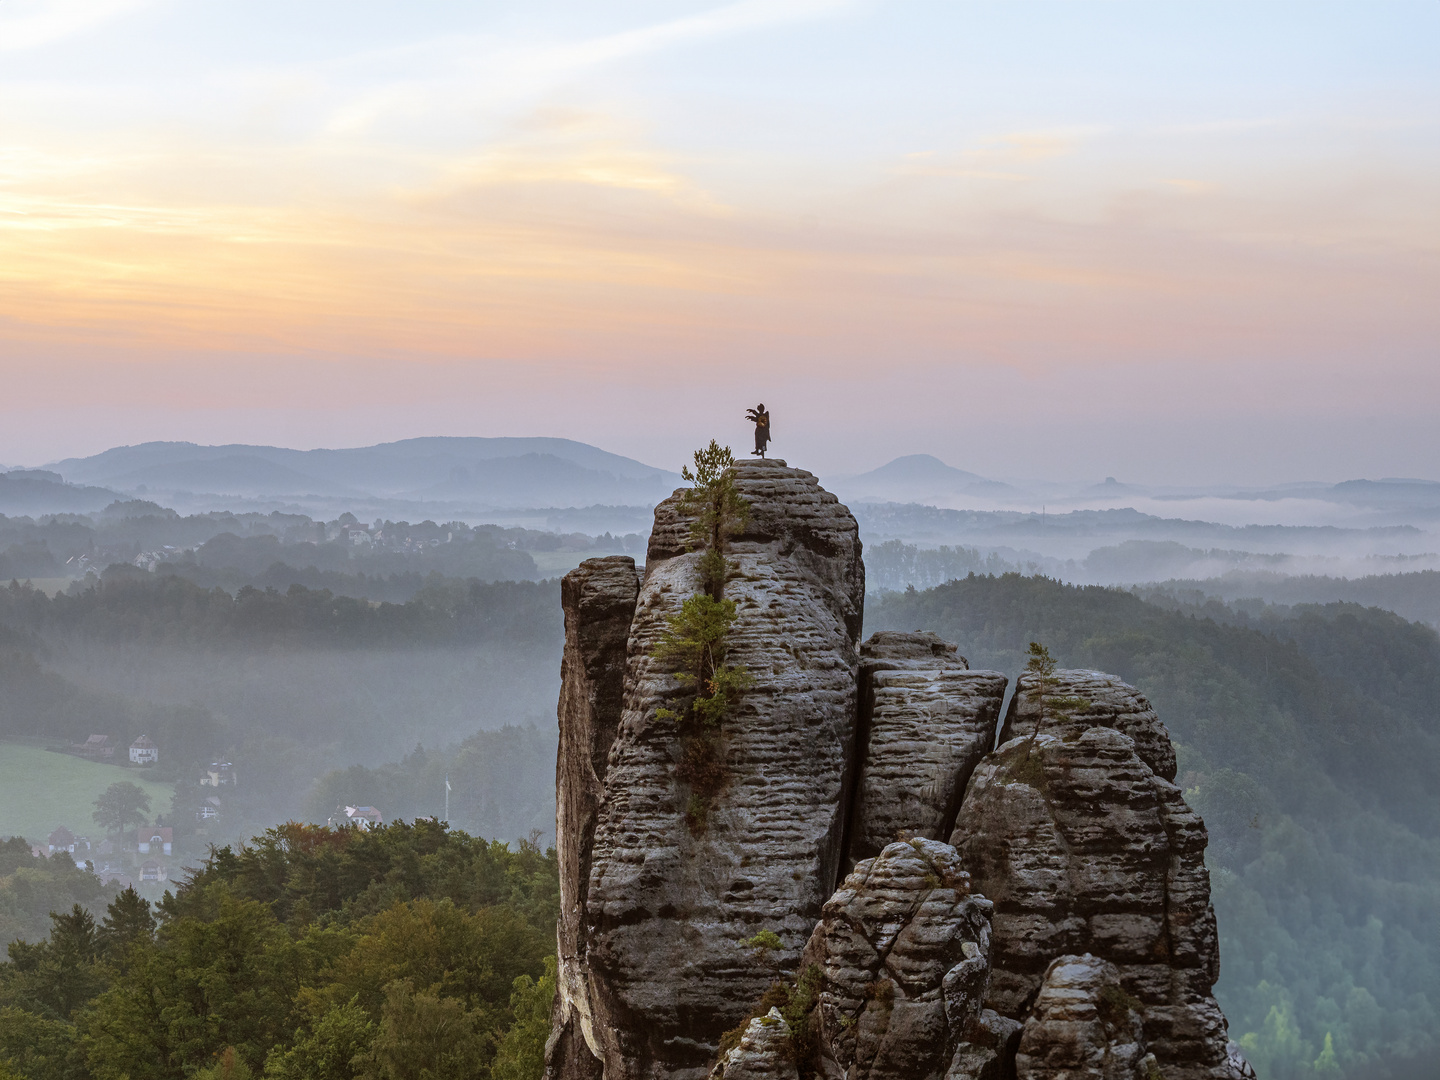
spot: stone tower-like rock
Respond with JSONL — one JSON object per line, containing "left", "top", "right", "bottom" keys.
{"left": 551, "top": 556, "right": 643, "bottom": 1080}
{"left": 952, "top": 672, "right": 1235, "bottom": 1079}
{"left": 549, "top": 461, "right": 866, "bottom": 1080}
{"left": 845, "top": 632, "right": 1007, "bottom": 867}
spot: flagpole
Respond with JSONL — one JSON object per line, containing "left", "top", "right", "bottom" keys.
{"left": 445, "top": 772, "right": 450, "bottom": 823}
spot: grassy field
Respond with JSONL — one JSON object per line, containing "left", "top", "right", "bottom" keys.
{"left": 0, "top": 743, "right": 175, "bottom": 846}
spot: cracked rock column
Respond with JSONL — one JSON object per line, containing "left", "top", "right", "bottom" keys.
{"left": 581, "top": 461, "right": 865, "bottom": 1080}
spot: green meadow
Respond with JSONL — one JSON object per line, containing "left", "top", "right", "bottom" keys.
{"left": 0, "top": 742, "right": 174, "bottom": 846}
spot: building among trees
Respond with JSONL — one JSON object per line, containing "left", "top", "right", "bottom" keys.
{"left": 128, "top": 735, "right": 158, "bottom": 764}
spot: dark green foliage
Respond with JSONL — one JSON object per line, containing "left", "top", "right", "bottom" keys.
{"left": 0, "top": 842, "right": 114, "bottom": 949}
{"left": 1096, "top": 982, "right": 1142, "bottom": 1030}
{"left": 657, "top": 446, "right": 754, "bottom": 835}
{"left": 718, "top": 965, "right": 823, "bottom": 1075}
{"left": 489, "top": 956, "right": 557, "bottom": 1080}
{"left": 166, "top": 819, "right": 558, "bottom": 933}
{"left": 0, "top": 821, "right": 559, "bottom": 1080}
{"left": 869, "top": 574, "right": 1440, "bottom": 1079}
{"left": 91, "top": 784, "right": 151, "bottom": 837}
{"left": 677, "top": 441, "right": 751, "bottom": 598}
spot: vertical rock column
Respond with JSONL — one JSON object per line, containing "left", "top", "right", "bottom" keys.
{"left": 844, "top": 631, "right": 1007, "bottom": 868}
{"left": 549, "top": 556, "right": 642, "bottom": 1080}
{"left": 581, "top": 460, "right": 865, "bottom": 1080}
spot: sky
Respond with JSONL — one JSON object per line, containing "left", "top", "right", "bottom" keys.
{"left": 1, "top": 0, "right": 1436, "bottom": 484}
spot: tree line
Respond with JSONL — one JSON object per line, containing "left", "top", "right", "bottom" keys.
{"left": 0, "top": 821, "right": 558, "bottom": 1080}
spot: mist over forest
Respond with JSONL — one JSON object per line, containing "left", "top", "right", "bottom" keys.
{"left": 1, "top": 439, "right": 1438, "bottom": 1079}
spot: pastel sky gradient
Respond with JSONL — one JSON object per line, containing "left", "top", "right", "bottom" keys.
{"left": 2, "top": 1, "right": 1437, "bottom": 482}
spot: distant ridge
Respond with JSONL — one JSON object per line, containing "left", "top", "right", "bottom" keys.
{"left": 46, "top": 437, "right": 684, "bottom": 510}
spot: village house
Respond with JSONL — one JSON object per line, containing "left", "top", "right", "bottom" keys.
{"left": 46, "top": 827, "right": 91, "bottom": 855}
{"left": 137, "top": 826, "right": 173, "bottom": 856}
{"left": 140, "top": 860, "right": 167, "bottom": 882}
{"left": 201, "top": 762, "right": 236, "bottom": 787}
{"left": 129, "top": 735, "right": 158, "bottom": 764}
{"left": 342, "top": 805, "right": 384, "bottom": 830}
{"left": 73, "top": 734, "right": 116, "bottom": 760}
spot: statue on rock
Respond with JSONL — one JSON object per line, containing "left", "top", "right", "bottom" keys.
{"left": 746, "top": 404, "right": 771, "bottom": 457}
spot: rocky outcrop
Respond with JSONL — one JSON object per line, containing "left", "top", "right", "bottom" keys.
{"left": 952, "top": 671, "right": 1237, "bottom": 1079}
{"left": 548, "top": 465, "right": 1251, "bottom": 1080}
{"left": 846, "top": 633, "right": 1007, "bottom": 866}
{"left": 560, "top": 461, "right": 866, "bottom": 1080}
{"left": 799, "top": 838, "right": 1006, "bottom": 1080}
{"left": 1014, "top": 955, "right": 1155, "bottom": 1080}
{"left": 710, "top": 1010, "right": 799, "bottom": 1080}
{"left": 997, "top": 670, "right": 1176, "bottom": 782}
{"left": 551, "top": 556, "right": 642, "bottom": 1080}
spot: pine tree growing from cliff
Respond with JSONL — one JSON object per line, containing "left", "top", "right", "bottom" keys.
{"left": 1017, "top": 642, "right": 1088, "bottom": 780}
{"left": 654, "top": 441, "right": 754, "bottom": 834}
{"left": 677, "top": 440, "right": 750, "bottom": 599}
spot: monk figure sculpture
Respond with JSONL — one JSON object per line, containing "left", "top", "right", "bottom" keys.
{"left": 746, "top": 404, "right": 771, "bottom": 457}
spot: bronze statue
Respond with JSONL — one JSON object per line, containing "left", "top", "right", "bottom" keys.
{"left": 746, "top": 404, "right": 771, "bottom": 457}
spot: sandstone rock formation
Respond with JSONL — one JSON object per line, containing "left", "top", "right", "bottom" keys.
{"left": 799, "top": 837, "right": 1010, "bottom": 1080}
{"left": 997, "top": 669, "right": 1176, "bottom": 782}
{"left": 548, "top": 464, "right": 1250, "bottom": 1080}
{"left": 710, "top": 1010, "right": 799, "bottom": 1080}
{"left": 1013, "top": 954, "right": 1155, "bottom": 1080}
{"left": 550, "top": 461, "right": 866, "bottom": 1080}
{"left": 952, "top": 672, "right": 1233, "bottom": 1079}
{"left": 551, "top": 556, "right": 642, "bottom": 1080}
{"left": 845, "top": 633, "right": 1007, "bottom": 866}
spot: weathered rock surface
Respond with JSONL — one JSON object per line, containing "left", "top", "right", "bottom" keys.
{"left": 846, "top": 633, "right": 1007, "bottom": 865}
{"left": 951, "top": 671, "right": 1245, "bottom": 1080}
{"left": 575, "top": 461, "right": 866, "bottom": 1080}
{"left": 710, "top": 1010, "right": 799, "bottom": 1080}
{"left": 1013, "top": 954, "right": 1153, "bottom": 1080}
{"left": 550, "top": 556, "right": 642, "bottom": 1080}
{"left": 800, "top": 838, "right": 1000, "bottom": 1080}
{"left": 998, "top": 670, "right": 1175, "bottom": 782}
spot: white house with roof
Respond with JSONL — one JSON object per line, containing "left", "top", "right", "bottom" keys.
{"left": 343, "top": 806, "right": 383, "bottom": 830}
{"left": 129, "top": 735, "right": 158, "bottom": 764}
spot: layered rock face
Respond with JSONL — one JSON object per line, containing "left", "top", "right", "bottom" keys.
{"left": 711, "top": 1010, "right": 799, "bottom": 1080}
{"left": 548, "top": 466, "right": 1249, "bottom": 1080}
{"left": 952, "top": 672, "right": 1231, "bottom": 1079}
{"left": 846, "top": 633, "right": 1007, "bottom": 866}
{"left": 554, "top": 461, "right": 866, "bottom": 1080}
{"left": 552, "top": 557, "right": 643, "bottom": 1080}
{"left": 1014, "top": 955, "right": 1155, "bottom": 1080}
{"left": 800, "top": 838, "right": 1011, "bottom": 1080}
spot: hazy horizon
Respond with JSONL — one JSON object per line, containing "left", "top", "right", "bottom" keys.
{"left": 3, "top": 1, "right": 1438, "bottom": 483}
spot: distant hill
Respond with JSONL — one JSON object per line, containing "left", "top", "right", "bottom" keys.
{"left": 46, "top": 437, "right": 684, "bottom": 510}
{"left": 833, "top": 454, "right": 1011, "bottom": 504}
{"left": 0, "top": 470, "right": 121, "bottom": 515}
